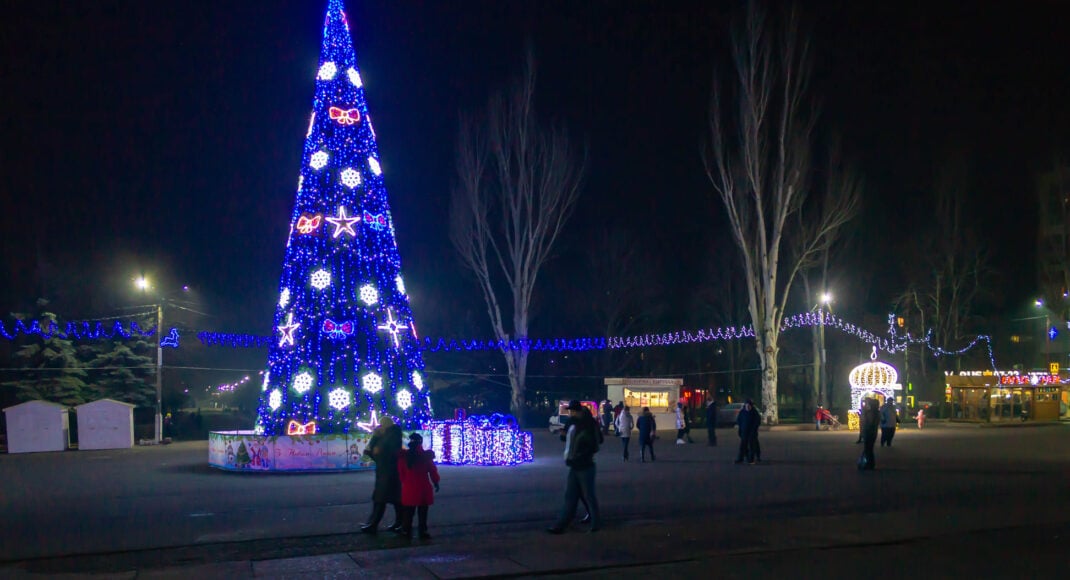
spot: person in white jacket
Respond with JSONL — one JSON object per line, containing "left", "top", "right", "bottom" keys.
{"left": 615, "top": 406, "right": 635, "bottom": 462}
{"left": 675, "top": 402, "right": 693, "bottom": 444}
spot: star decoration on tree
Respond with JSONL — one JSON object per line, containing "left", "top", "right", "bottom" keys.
{"left": 377, "top": 309, "right": 409, "bottom": 349}
{"left": 278, "top": 313, "right": 300, "bottom": 347}
{"left": 325, "top": 206, "right": 360, "bottom": 238}
{"left": 356, "top": 409, "right": 380, "bottom": 433}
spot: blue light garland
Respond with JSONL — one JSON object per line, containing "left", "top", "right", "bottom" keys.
{"left": 4, "top": 310, "right": 999, "bottom": 371}
{"left": 0, "top": 319, "right": 154, "bottom": 341}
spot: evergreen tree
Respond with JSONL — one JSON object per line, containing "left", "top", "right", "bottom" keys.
{"left": 87, "top": 337, "right": 155, "bottom": 406}
{"left": 255, "top": 0, "right": 431, "bottom": 435}
{"left": 2, "top": 302, "right": 90, "bottom": 406}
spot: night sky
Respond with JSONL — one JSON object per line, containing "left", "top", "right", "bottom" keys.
{"left": 3, "top": 0, "right": 1068, "bottom": 344}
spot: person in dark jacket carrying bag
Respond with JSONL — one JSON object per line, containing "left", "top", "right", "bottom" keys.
{"left": 859, "top": 398, "right": 881, "bottom": 470}
{"left": 547, "top": 401, "right": 602, "bottom": 534}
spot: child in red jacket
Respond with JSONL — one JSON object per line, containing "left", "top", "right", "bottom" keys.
{"left": 397, "top": 432, "right": 440, "bottom": 539}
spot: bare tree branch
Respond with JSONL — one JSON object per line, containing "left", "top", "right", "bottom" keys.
{"left": 449, "top": 51, "right": 585, "bottom": 422}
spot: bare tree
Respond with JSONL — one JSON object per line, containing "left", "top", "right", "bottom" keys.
{"left": 704, "top": 2, "right": 858, "bottom": 423}
{"left": 580, "top": 226, "right": 664, "bottom": 377}
{"left": 450, "top": 53, "right": 585, "bottom": 422}
{"left": 896, "top": 161, "right": 990, "bottom": 376}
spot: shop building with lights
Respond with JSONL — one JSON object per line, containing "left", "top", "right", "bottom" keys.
{"left": 944, "top": 370, "right": 1067, "bottom": 422}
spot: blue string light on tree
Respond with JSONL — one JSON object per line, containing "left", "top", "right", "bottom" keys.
{"left": 253, "top": 0, "right": 431, "bottom": 436}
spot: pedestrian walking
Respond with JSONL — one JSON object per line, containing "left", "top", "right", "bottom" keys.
{"left": 615, "top": 405, "right": 635, "bottom": 461}
{"left": 602, "top": 400, "right": 614, "bottom": 436}
{"left": 396, "top": 432, "right": 440, "bottom": 540}
{"left": 880, "top": 399, "right": 899, "bottom": 447}
{"left": 734, "top": 399, "right": 761, "bottom": 464}
{"left": 558, "top": 403, "right": 593, "bottom": 522}
{"left": 916, "top": 407, "right": 926, "bottom": 430}
{"left": 547, "top": 400, "right": 602, "bottom": 534}
{"left": 705, "top": 399, "right": 718, "bottom": 446}
{"left": 855, "top": 400, "right": 865, "bottom": 444}
{"left": 361, "top": 417, "right": 403, "bottom": 534}
{"left": 675, "top": 402, "right": 687, "bottom": 444}
{"left": 859, "top": 398, "right": 880, "bottom": 470}
{"left": 637, "top": 406, "right": 657, "bottom": 462}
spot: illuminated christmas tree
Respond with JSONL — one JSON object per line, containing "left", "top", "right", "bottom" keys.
{"left": 255, "top": 0, "right": 431, "bottom": 436}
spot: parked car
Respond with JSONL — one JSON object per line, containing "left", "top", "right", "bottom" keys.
{"left": 716, "top": 403, "right": 761, "bottom": 426}
{"left": 717, "top": 403, "right": 744, "bottom": 426}
{"left": 548, "top": 413, "right": 569, "bottom": 434}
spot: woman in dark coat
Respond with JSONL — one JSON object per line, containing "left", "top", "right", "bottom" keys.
{"left": 361, "top": 416, "right": 403, "bottom": 533}
{"left": 636, "top": 406, "right": 657, "bottom": 462}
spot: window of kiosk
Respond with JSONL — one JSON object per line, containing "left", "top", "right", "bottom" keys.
{"left": 624, "top": 389, "right": 669, "bottom": 411}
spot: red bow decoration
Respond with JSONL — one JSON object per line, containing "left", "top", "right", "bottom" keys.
{"left": 296, "top": 214, "right": 322, "bottom": 234}
{"left": 287, "top": 420, "right": 317, "bottom": 435}
{"left": 363, "top": 211, "right": 387, "bottom": 230}
{"left": 329, "top": 106, "right": 361, "bottom": 125}
{"left": 322, "top": 319, "right": 354, "bottom": 337}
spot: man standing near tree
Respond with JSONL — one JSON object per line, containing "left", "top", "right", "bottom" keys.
{"left": 705, "top": 398, "right": 718, "bottom": 446}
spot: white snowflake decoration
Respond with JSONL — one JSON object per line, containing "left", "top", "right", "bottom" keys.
{"left": 310, "top": 151, "right": 329, "bottom": 170}
{"left": 310, "top": 269, "right": 331, "bottom": 290}
{"left": 395, "top": 275, "right": 406, "bottom": 295}
{"left": 340, "top": 168, "right": 361, "bottom": 188}
{"left": 347, "top": 67, "right": 362, "bottom": 87}
{"left": 293, "top": 372, "right": 313, "bottom": 394}
{"left": 412, "top": 371, "right": 424, "bottom": 391}
{"left": 318, "top": 61, "right": 337, "bottom": 80}
{"left": 269, "top": 389, "right": 282, "bottom": 411}
{"left": 368, "top": 157, "right": 381, "bottom": 176}
{"left": 360, "top": 284, "right": 379, "bottom": 306}
{"left": 328, "top": 388, "right": 351, "bottom": 410}
{"left": 362, "top": 372, "right": 383, "bottom": 394}
{"left": 279, "top": 288, "right": 291, "bottom": 309}
{"left": 397, "top": 389, "right": 413, "bottom": 410}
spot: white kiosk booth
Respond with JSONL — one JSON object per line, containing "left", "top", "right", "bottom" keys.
{"left": 3, "top": 400, "right": 70, "bottom": 454}
{"left": 604, "top": 377, "right": 683, "bottom": 431}
{"left": 76, "top": 399, "right": 136, "bottom": 450}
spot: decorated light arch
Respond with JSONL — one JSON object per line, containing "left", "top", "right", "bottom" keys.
{"left": 847, "top": 347, "right": 902, "bottom": 430}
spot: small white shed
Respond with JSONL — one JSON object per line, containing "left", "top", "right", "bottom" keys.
{"left": 76, "top": 399, "right": 136, "bottom": 450}
{"left": 3, "top": 400, "right": 70, "bottom": 454}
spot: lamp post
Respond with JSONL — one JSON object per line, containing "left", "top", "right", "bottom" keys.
{"left": 810, "top": 293, "right": 832, "bottom": 408}
{"left": 819, "top": 293, "right": 831, "bottom": 407}
{"left": 136, "top": 277, "right": 165, "bottom": 442}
